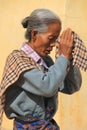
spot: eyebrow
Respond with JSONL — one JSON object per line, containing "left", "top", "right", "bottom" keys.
{"left": 49, "top": 34, "right": 58, "bottom": 39}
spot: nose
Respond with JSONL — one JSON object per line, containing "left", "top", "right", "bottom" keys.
{"left": 50, "top": 42, "right": 56, "bottom": 47}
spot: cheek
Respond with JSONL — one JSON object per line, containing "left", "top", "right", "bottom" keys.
{"left": 38, "top": 41, "right": 49, "bottom": 49}
{"left": 41, "top": 44, "right": 49, "bottom": 50}
{"left": 35, "top": 44, "right": 45, "bottom": 53}
{"left": 36, "top": 35, "right": 50, "bottom": 49}
{"left": 39, "top": 35, "right": 49, "bottom": 46}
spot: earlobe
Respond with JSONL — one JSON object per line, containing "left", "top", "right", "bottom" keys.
{"left": 31, "top": 29, "right": 38, "bottom": 42}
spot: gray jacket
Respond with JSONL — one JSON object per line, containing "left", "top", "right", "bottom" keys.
{"left": 4, "top": 56, "right": 82, "bottom": 120}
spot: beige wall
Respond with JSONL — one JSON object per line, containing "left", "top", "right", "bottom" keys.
{"left": 0, "top": 0, "right": 87, "bottom": 130}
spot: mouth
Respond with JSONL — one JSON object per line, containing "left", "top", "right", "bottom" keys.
{"left": 44, "top": 47, "right": 53, "bottom": 55}
{"left": 45, "top": 51, "right": 50, "bottom": 54}
{"left": 45, "top": 50, "right": 52, "bottom": 55}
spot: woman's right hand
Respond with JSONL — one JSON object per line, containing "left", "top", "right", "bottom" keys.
{"left": 58, "top": 28, "right": 74, "bottom": 60}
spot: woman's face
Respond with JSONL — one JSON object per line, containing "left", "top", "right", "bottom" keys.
{"left": 30, "top": 23, "right": 61, "bottom": 57}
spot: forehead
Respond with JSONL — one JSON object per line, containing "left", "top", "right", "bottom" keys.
{"left": 47, "top": 23, "right": 61, "bottom": 36}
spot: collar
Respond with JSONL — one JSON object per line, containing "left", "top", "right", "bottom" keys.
{"left": 21, "top": 43, "right": 48, "bottom": 69}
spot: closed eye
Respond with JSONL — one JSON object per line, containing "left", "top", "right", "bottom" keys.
{"left": 48, "top": 37, "right": 57, "bottom": 43}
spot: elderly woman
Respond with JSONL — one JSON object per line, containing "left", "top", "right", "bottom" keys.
{"left": 0, "top": 8, "right": 82, "bottom": 130}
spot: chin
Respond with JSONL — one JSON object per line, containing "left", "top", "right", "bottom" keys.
{"left": 40, "top": 54, "right": 48, "bottom": 57}
{"left": 44, "top": 53, "right": 49, "bottom": 56}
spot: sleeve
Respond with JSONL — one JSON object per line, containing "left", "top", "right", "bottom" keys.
{"left": 18, "top": 56, "right": 69, "bottom": 97}
{"left": 60, "top": 63, "right": 82, "bottom": 94}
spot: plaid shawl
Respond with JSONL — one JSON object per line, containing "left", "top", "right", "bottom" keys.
{"left": 72, "top": 32, "right": 87, "bottom": 71}
{"left": 0, "top": 50, "right": 43, "bottom": 129}
{"left": 56, "top": 32, "right": 87, "bottom": 71}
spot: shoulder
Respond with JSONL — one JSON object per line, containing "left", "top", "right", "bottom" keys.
{"left": 6, "top": 50, "right": 31, "bottom": 64}
{"left": 8, "top": 50, "right": 28, "bottom": 59}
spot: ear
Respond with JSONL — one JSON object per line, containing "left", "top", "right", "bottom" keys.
{"left": 31, "top": 29, "right": 38, "bottom": 42}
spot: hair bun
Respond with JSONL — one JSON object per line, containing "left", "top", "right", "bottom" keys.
{"left": 21, "top": 16, "right": 29, "bottom": 28}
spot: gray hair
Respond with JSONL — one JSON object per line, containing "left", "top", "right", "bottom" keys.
{"left": 22, "top": 8, "right": 61, "bottom": 40}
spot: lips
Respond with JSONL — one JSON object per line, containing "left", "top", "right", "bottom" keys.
{"left": 45, "top": 51, "right": 50, "bottom": 54}
{"left": 45, "top": 49, "right": 52, "bottom": 54}
{"left": 45, "top": 47, "right": 53, "bottom": 55}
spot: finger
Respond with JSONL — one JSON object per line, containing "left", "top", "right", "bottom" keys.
{"left": 60, "top": 30, "right": 66, "bottom": 39}
{"left": 65, "top": 28, "right": 74, "bottom": 47}
{"left": 66, "top": 28, "right": 72, "bottom": 41}
{"left": 60, "top": 28, "right": 72, "bottom": 42}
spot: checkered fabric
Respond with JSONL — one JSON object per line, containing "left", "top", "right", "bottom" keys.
{"left": 0, "top": 50, "right": 43, "bottom": 129}
{"left": 72, "top": 32, "right": 87, "bottom": 71}
{"left": 55, "top": 32, "right": 87, "bottom": 71}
